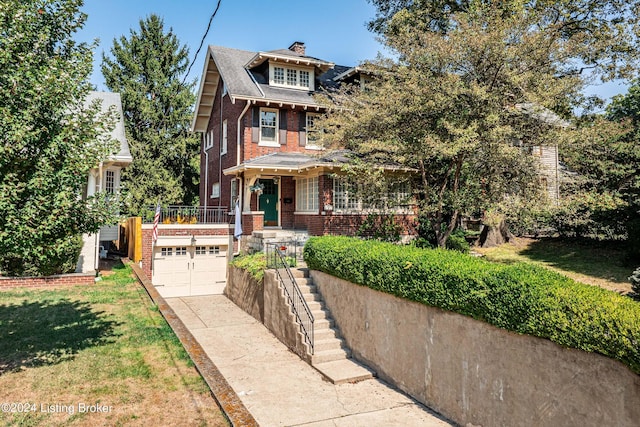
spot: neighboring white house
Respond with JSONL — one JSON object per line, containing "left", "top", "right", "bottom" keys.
{"left": 76, "top": 91, "right": 132, "bottom": 273}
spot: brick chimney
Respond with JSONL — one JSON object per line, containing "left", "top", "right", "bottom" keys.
{"left": 288, "top": 41, "right": 306, "bottom": 55}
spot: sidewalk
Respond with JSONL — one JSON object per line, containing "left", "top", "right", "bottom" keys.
{"left": 165, "top": 294, "right": 454, "bottom": 427}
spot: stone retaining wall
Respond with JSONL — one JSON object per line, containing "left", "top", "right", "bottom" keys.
{"left": 310, "top": 270, "right": 640, "bottom": 427}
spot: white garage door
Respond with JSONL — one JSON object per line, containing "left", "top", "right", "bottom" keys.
{"left": 153, "top": 244, "right": 227, "bottom": 297}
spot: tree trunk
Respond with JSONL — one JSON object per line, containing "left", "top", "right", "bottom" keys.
{"left": 478, "top": 219, "right": 513, "bottom": 248}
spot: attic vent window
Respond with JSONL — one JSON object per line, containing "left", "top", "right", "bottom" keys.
{"left": 269, "top": 63, "right": 314, "bottom": 91}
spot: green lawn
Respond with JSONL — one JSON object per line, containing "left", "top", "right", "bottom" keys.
{"left": 0, "top": 262, "right": 228, "bottom": 427}
{"left": 475, "top": 237, "right": 633, "bottom": 294}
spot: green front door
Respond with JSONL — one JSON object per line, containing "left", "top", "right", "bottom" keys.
{"left": 258, "top": 179, "right": 278, "bottom": 226}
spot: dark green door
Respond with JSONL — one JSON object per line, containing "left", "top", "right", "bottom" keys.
{"left": 258, "top": 179, "right": 278, "bottom": 226}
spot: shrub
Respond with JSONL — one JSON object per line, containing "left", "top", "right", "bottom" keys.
{"left": 231, "top": 252, "right": 266, "bottom": 282}
{"left": 0, "top": 234, "right": 84, "bottom": 277}
{"left": 446, "top": 229, "right": 470, "bottom": 253}
{"left": 304, "top": 236, "right": 640, "bottom": 374}
{"left": 356, "top": 213, "right": 402, "bottom": 242}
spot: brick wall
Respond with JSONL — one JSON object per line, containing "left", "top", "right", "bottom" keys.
{"left": 241, "top": 212, "right": 264, "bottom": 236}
{"left": 281, "top": 176, "right": 295, "bottom": 229}
{"left": 0, "top": 273, "right": 95, "bottom": 290}
{"left": 241, "top": 107, "right": 327, "bottom": 161}
{"left": 202, "top": 80, "right": 247, "bottom": 209}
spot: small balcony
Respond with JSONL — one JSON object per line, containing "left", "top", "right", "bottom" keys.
{"left": 141, "top": 206, "right": 230, "bottom": 224}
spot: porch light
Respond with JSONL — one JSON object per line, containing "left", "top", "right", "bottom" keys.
{"left": 272, "top": 177, "right": 279, "bottom": 184}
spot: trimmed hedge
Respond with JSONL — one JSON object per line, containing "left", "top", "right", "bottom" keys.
{"left": 303, "top": 236, "right": 640, "bottom": 374}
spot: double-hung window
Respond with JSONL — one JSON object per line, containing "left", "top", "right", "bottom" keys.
{"left": 221, "top": 120, "right": 228, "bottom": 155}
{"left": 305, "top": 113, "right": 322, "bottom": 150}
{"left": 105, "top": 170, "right": 115, "bottom": 194}
{"left": 260, "top": 108, "right": 278, "bottom": 144}
{"left": 296, "top": 176, "right": 318, "bottom": 212}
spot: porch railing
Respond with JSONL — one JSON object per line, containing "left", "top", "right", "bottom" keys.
{"left": 266, "top": 243, "right": 314, "bottom": 355}
{"left": 141, "top": 205, "right": 229, "bottom": 224}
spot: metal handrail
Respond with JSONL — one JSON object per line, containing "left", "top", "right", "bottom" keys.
{"left": 266, "top": 243, "right": 314, "bottom": 355}
{"left": 141, "top": 205, "right": 229, "bottom": 224}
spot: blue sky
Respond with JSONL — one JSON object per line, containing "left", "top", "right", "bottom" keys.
{"left": 76, "top": 0, "right": 384, "bottom": 91}
{"left": 76, "top": 0, "right": 628, "bottom": 102}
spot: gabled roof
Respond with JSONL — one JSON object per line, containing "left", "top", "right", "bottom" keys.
{"left": 244, "top": 49, "right": 334, "bottom": 73}
{"left": 86, "top": 91, "right": 132, "bottom": 164}
{"left": 192, "top": 44, "right": 345, "bottom": 132}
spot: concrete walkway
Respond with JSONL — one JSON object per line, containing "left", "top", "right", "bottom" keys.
{"left": 165, "top": 294, "right": 454, "bottom": 427}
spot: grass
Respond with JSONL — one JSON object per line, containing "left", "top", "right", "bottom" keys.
{"left": 475, "top": 237, "right": 633, "bottom": 294}
{"left": 0, "top": 261, "right": 229, "bottom": 426}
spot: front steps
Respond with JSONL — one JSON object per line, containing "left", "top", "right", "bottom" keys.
{"left": 291, "top": 265, "right": 375, "bottom": 385}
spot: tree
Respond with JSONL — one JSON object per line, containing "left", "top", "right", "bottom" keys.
{"left": 557, "top": 83, "right": 640, "bottom": 255}
{"left": 0, "top": 0, "right": 118, "bottom": 276}
{"left": 367, "top": 0, "right": 640, "bottom": 82}
{"left": 318, "top": 1, "right": 602, "bottom": 247}
{"left": 101, "top": 14, "right": 199, "bottom": 215}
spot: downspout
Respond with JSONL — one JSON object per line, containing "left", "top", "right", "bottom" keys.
{"left": 233, "top": 99, "right": 251, "bottom": 256}
{"left": 203, "top": 135, "right": 209, "bottom": 210}
{"left": 219, "top": 85, "right": 224, "bottom": 207}
{"left": 237, "top": 99, "right": 251, "bottom": 207}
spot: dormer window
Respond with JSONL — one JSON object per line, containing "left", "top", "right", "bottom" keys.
{"left": 269, "top": 63, "right": 314, "bottom": 90}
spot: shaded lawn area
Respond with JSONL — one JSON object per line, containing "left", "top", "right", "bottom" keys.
{"left": 0, "top": 262, "right": 228, "bottom": 427}
{"left": 475, "top": 237, "right": 633, "bottom": 295}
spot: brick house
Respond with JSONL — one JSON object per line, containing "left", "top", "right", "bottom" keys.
{"left": 191, "top": 42, "right": 416, "bottom": 240}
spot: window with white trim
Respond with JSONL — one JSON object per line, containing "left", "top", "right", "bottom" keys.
{"left": 211, "top": 182, "right": 220, "bottom": 199}
{"left": 260, "top": 108, "right": 278, "bottom": 143}
{"left": 296, "top": 176, "right": 318, "bottom": 212}
{"left": 273, "top": 66, "right": 285, "bottom": 85}
{"left": 269, "top": 63, "right": 314, "bottom": 90}
{"left": 305, "top": 113, "right": 322, "bottom": 150}
{"left": 195, "top": 246, "right": 207, "bottom": 255}
{"left": 209, "top": 246, "right": 221, "bottom": 255}
{"left": 204, "top": 129, "right": 214, "bottom": 150}
{"left": 333, "top": 178, "right": 361, "bottom": 211}
{"left": 332, "top": 177, "right": 412, "bottom": 212}
{"left": 221, "top": 120, "right": 228, "bottom": 155}
{"left": 300, "top": 70, "right": 310, "bottom": 88}
{"left": 230, "top": 179, "right": 238, "bottom": 209}
{"left": 105, "top": 170, "right": 115, "bottom": 194}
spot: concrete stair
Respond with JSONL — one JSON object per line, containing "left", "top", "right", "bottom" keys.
{"left": 291, "top": 265, "right": 375, "bottom": 385}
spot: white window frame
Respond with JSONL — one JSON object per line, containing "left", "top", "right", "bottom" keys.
{"left": 305, "top": 113, "right": 323, "bottom": 150}
{"left": 295, "top": 176, "right": 319, "bottom": 213}
{"left": 273, "top": 66, "right": 285, "bottom": 85}
{"left": 332, "top": 176, "right": 412, "bottom": 213}
{"left": 211, "top": 182, "right": 220, "bottom": 199}
{"left": 259, "top": 108, "right": 279, "bottom": 146}
{"left": 230, "top": 179, "right": 238, "bottom": 209}
{"left": 105, "top": 170, "right": 116, "bottom": 194}
{"left": 221, "top": 119, "right": 228, "bottom": 155}
{"left": 204, "top": 129, "right": 214, "bottom": 150}
{"left": 269, "top": 63, "right": 314, "bottom": 90}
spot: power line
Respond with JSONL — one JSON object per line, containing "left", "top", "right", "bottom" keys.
{"left": 183, "top": 0, "right": 222, "bottom": 85}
